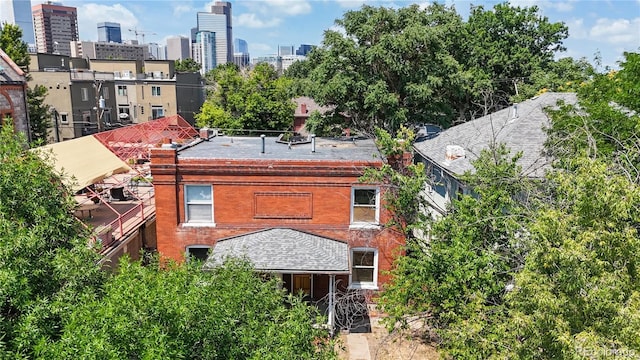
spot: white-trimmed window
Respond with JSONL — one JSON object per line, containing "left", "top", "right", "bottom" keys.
{"left": 184, "top": 184, "right": 214, "bottom": 224}
{"left": 81, "top": 87, "right": 89, "bottom": 101}
{"left": 152, "top": 86, "right": 161, "bottom": 96}
{"left": 350, "top": 248, "right": 378, "bottom": 289}
{"left": 186, "top": 245, "right": 212, "bottom": 262}
{"left": 350, "top": 187, "right": 380, "bottom": 225}
{"left": 117, "top": 85, "right": 127, "bottom": 96}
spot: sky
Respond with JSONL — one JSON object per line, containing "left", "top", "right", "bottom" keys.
{"left": 31, "top": 0, "right": 640, "bottom": 69}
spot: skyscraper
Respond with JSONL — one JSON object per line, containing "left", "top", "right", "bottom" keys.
{"left": 97, "top": 22, "right": 122, "bottom": 43}
{"left": 296, "top": 44, "right": 314, "bottom": 56}
{"left": 32, "top": 2, "right": 78, "bottom": 56}
{"left": 211, "top": 1, "right": 232, "bottom": 63}
{"left": 194, "top": 31, "right": 216, "bottom": 75}
{"left": 166, "top": 36, "right": 191, "bottom": 60}
{"left": 0, "top": 0, "right": 35, "bottom": 44}
{"left": 196, "top": 1, "right": 232, "bottom": 68}
{"left": 279, "top": 45, "right": 294, "bottom": 56}
{"left": 234, "top": 38, "right": 248, "bottom": 54}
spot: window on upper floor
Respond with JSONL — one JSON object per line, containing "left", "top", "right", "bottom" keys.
{"left": 152, "top": 86, "right": 161, "bottom": 96}
{"left": 350, "top": 248, "right": 378, "bottom": 290}
{"left": 81, "top": 87, "right": 89, "bottom": 101}
{"left": 102, "top": 87, "right": 109, "bottom": 99}
{"left": 117, "top": 85, "right": 127, "bottom": 96}
{"left": 350, "top": 187, "right": 380, "bottom": 226}
{"left": 184, "top": 184, "right": 214, "bottom": 225}
{"left": 59, "top": 112, "right": 68, "bottom": 123}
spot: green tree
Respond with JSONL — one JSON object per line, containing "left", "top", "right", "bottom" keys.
{"left": 0, "top": 22, "right": 30, "bottom": 71}
{"left": 306, "top": 4, "right": 467, "bottom": 134}
{"left": 504, "top": 158, "right": 640, "bottom": 358}
{"left": 44, "top": 258, "right": 336, "bottom": 360}
{"left": 174, "top": 58, "right": 201, "bottom": 72}
{"left": 197, "top": 63, "right": 295, "bottom": 133}
{"left": 546, "top": 52, "right": 640, "bottom": 170}
{"left": 0, "top": 125, "right": 106, "bottom": 357}
{"left": 27, "top": 84, "right": 51, "bottom": 145}
{"left": 379, "top": 144, "right": 532, "bottom": 358}
{"left": 462, "top": 3, "right": 569, "bottom": 109}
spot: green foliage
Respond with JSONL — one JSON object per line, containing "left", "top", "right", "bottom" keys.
{"left": 379, "top": 144, "right": 531, "bottom": 358}
{"left": 0, "top": 125, "right": 106, "bottom": 357}
{"left": 463, "top": 3, "right": 569, "bottom": 105}
{"left": 27, "top": 84, "right": 51, "bottom": 145}
{"left": 546, "top": 52, "right": 640, "bottom": 170}
{"left": 505, "top": 158, "right": 640, "bottom": 358}
{"left": 43, "top": 258, "right": 336, "bottom": 360}
{"left": 513, "top": 56, "right": 595, "bottom": 102}
{"left": 0, "top": 23, "right": 30, "bottom": 71}
{"left": 174, "top": 58, "right": 201, "bottom": 72}
{"left": 302, "top": 2, "right": 570, "bottom": 134}
{"left": 361, "top": 127, "right": 428, "bottom": 237}
{"left": 197, "top": 63, "right": 296, "bottom": 133}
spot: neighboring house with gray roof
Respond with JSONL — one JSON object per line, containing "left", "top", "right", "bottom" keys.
{"left": 0, "top": 48, "right": 30, "bottom": 140}
{"left": 413, "top": 92, "right": 577, "bottom": 215}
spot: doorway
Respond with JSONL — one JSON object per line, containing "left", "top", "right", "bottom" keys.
{"left": 292, "top": 274, "right": 312, "bottom": 298}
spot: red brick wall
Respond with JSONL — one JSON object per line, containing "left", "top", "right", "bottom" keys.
{"left": 151, "top": 147, "right": 405, "bottom": 288}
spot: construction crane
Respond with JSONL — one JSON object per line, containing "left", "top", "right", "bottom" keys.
{"left": 128, "top": 28, "right": 156, "bottom": 44}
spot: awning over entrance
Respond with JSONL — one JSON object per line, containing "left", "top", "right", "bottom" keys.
{"left": 35, "top": 135, "right": 131, "bottom": 192}
{"left": 204, "top": 228, "right": 350, "bottom": 274}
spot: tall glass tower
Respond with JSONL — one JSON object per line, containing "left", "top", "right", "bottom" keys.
{"left": 97, "top": 22, "right": 122, "bottom": 43}
{"left": 0, "top": 0, "right": 35, "bottom": 44}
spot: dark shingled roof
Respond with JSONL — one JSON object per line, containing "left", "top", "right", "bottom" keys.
{"left": 413, "top": 92, "right": 577, "bottom": 178}
{"left": 178, "top": 135, "right": 380, "bottom": 162}
{"left": 204, "top": 228, "right": 350, "bottom": 273}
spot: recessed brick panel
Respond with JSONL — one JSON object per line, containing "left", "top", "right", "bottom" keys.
{"left": 254, "top": 192, "right": 312, "bottom": 219}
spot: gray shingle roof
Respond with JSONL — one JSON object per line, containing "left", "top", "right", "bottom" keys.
{"left": 413, "top": 92, "right": 577, "bottom": 178}
{"left": 203, "top": 228, "right": 350, "bottom": 273}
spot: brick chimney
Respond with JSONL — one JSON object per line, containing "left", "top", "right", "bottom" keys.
{"left": 301, "top": 103, "right": 307, "bottom": 114}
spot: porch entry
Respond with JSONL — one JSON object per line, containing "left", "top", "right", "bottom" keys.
{"left": 203, "top": 228, "right": 352, "bottom": 333}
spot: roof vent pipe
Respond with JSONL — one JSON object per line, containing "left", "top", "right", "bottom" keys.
{"left": 311, "top": 134, "right": 316, "bottom": 153}
{"left": 512, "top": 103, "right": 519, "bottom": 119}
{"left": 260, "top": 134, "right": 266, "bottom": 154}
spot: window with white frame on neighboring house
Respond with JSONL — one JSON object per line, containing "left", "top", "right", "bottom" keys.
{"left": 350, "top": 187, "right": 380, "bottom": 225}
{"left": 151, "top": 86, "right": 161, "bottom": 96}
{"left": 81, "top": 87, "right": 89, "bottom": 101}
{"left": 184, "top": 184, "right": 214, "bottom": 225}
{"left": 59, "top": 112, "right": 68, "bottom": 124}
{"left": 350, "top": 248, "right": 378, "bottom": 289}
{"left": 117, "top": 85, "right": 127, "bottom": 96}
{"left": 151, "top": 106, "right": 164, "bottom": 119}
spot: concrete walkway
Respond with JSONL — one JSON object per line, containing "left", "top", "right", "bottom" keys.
{"left": 346, "top": 333, "right": 371, "bottom": 360}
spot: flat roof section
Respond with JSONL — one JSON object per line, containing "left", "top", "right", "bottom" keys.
{"left": 178, "top": 136, "right": 381, "bottom": 162}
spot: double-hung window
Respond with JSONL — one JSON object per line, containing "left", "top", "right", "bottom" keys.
{"left": 152, "top": 86, "right": 161, "bottom": 96}
{"left": 350, "top": 248, "right": 378, "bottom": 289}
{"left": 350, "top": 187, "right": 380, "bottom": 226}
{"left": 185, "top": 185, "right": 214, "bottom": 225}
{"left": 117, "top": 85, "right": 127, "bottom": 96}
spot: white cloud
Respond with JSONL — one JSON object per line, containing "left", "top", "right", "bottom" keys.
{"left": 566, "top": 18, "right": 588, "bottom": 39}
{"left": 507, "top": 0, "right": 576, "bottom": 13}
{"left": 77, "top": 4, "right": 138, "bottom": 41}
{"left": 240, "top": 0, "right": 312, "bottom": 15}
{"left": 234, "top": 13, "right": 282, "bottom": 29}
{"left": 173, "top": 4, "right": 193, "bottom": 17}
{"left": 590, "top": 17, "right": 640, "bottom": 45}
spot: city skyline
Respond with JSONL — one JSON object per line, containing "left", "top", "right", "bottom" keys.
{"left": 10, "top": 0, "right": 640, "bottom": 69}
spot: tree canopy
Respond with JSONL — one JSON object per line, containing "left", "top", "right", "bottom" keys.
{"left": 196, "top": 63, "right": 296, "bottom": 134}
{"left": 0, "top": 23, "right": 29, "bottom": 71}
{"left": 289, "top": 2, "right": 576, "bottom": 135}
{"left": 378, "top": 53, "right": 640, "bottom": 358}
{"left": 174, "top": 58, "right": 201, "bottom": 73}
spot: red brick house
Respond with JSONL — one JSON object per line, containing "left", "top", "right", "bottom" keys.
{"left": 293, "top": 96, "right": 333, "bottom": 134}
{"left": 150, "top": 134, "right": 405, "bottom": 302}
{"left": 0, "top": 49, "right": 30, "bottom": 140}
